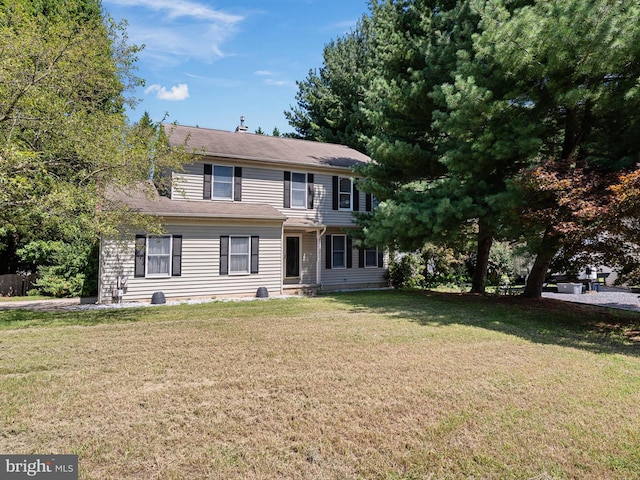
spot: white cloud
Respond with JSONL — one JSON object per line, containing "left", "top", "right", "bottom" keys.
{"left": 264, "top": 79, "right": 295, "bottom": 88}
{"left": 106, "top": 0, "right": 242, "bottom": 23}
{"left": 145, "top": 83, "right": 190, "bottom": 101}
{"left": 254, "top": 70, "right": 293, "bottom": 88}
{"left": 104, "top": 0, "right": 245, "bottom": 63}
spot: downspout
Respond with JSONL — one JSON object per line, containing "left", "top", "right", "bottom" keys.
{"left": 280, "top": 221, "right": 284, "bottom": 295}
{"left": 317, "top": 226, "right": 327, "bottom": 289}
{"left": 98, "top": 233, "right": 104, "bottom": 304}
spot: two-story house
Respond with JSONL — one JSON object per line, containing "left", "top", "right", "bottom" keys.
{"left": 98, "top": 123, "right": 388, "bottom": 303}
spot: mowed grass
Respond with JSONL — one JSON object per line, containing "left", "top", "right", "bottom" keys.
{"left": 0, "top": 291, "right": 639, "bottom": 479}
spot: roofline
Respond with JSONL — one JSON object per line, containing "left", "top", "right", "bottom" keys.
{"left": 197, "top": 153, "right": 362, "bottom": 173}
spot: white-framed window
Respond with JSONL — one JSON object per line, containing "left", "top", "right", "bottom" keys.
{"left": 365, "top": 247, "right": 379, "bottom": 268}
{"left": 332, "top": 234, "right": 347, "bottom": 269}
{"left": 146, "top": 236, "right": 172, "bottom": 277}
{"left": 339, "top": 177, "right": 352, "bottom": 210}
{"left": 213, "top": 165, "right": 233, "bottom": 199}
{"left": 291, "top": 172, "right": 307, "bottom": 208}
{"left": 229, "top": 236, "right": 250, "bottom": 274}
{"left": 134, "top": 235, "right": 182, "bottom": 278}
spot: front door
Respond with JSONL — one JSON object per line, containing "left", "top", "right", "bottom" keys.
{"left": 285, "top": 236, "right": 300, "bottom": 278}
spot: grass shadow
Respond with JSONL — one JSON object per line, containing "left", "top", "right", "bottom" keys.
{"left": 325, "top": 289, "right": 640, "bottom": 357}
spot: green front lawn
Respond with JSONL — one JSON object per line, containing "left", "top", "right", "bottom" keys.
{"left": 0, "top": 290, "right": 638, "bottom": 479}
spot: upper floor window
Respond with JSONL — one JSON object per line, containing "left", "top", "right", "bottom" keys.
{"left": 212, "top": 165, "right": 233, "bottom": 199}
{"left": 366, "top": 193, "right": 379, "bottom": 212}
{"left": 284, "top": 171, "right": 314, "bottom": 209}
{"left": 204, "top": 164, "right": 242, "bottom": 201}
{"left": 291, "top": 172, "right": 307, "bottom": 208}
{"left": 339, "top": 177, "right": 352, "bottom": 210}
{"left": 332, "top": 176, "right": 359, "bottom": 211}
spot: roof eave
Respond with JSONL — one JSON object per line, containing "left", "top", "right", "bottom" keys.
{"left": 147, "top": 212, "right": 286, "bottom": 222}
{"left": 199, "top": 152, "right": 367, "bottom": 171}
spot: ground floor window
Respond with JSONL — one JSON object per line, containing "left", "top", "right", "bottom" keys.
{"left": 331, "top": 234, "right": 346, "bottom": 269}
{"left": 134, "top": 235, "right": 182, "bottom": 278}
{"left": 147, "top": 236, "right": 171, "bottom": 276}
{"left": 220, "top": 235, "right": 259, "bottom": 275}
{"left": 230, "top": 236, "right": 250, "bottom": 274}
{"left": 365, "top": 247, "right": 379, "bottom": 268}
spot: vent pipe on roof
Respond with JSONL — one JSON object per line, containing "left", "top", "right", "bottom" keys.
{"left": 235, "top": 116, "right": 248, "bottom": 133}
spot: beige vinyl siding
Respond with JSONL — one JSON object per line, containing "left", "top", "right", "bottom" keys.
{"left": 312, "top": 173, "right": 363, "bottom": 227}
{"left": 320, "top": 230, "right": 388, "bottom": 291}
{"left": 172, "top": 161, "right": 363, "bottom": 228}
{"left": 242, "top": 166, "right": 282, "bottom": 206}
{"left": 171, "top": 163, "right": 205, "bottom": 200}
{"left": 100, "top": 222, "right": 283, "bottom": 303}
{"left": 301, "top": 232, "right": 318, "bottom": 284}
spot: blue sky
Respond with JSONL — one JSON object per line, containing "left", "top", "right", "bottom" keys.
{"left": 103, "top": 0, "right": 370, "bottom": 134}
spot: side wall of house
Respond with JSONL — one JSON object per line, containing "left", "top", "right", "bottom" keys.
{"left": 320, "top": 229, "right": 388, "bottom": 291}
{"left": 99, "top": 221, "right": 283, "bottom": 303}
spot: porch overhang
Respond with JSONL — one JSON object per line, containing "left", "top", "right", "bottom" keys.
{"left": 283, "top": 218, "right": 326, "bottom": 232}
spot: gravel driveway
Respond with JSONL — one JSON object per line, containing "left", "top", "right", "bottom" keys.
{"left": 542, "top": 288, "right": 640, "bottom": 313}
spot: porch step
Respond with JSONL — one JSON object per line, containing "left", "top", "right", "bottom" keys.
{"left": 282, "top": 284, "right": 320, "bottom": 296}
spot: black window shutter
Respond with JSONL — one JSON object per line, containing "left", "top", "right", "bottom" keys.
{"left": 134, "top": 235, "right": 146, "bottom": 277}
{"left": 359, "top": 248, "right": 365, "bottom": 268}
{"left": 251, "top": 236, "right": 259, "bottom": 274}
{"left": 353, "top": 183, "right": 360, "bottom": 211}
{"left": 219, "top": 236, "right": 229, "bottom": 275}
{"left": 307, "top": 173, "right": 314, "bottom": 209}
{"left": 203, "top": 164, "right": 212, "bottom": 199}
{"left": 234, "top": 167, "right": 242, "bottom": 201}
{"left": 366, "top": 193, "right": 372, "bottom": 212}
{"left": 325, "top": 235, "right": 332, "bottom": 269}
{"left": 284, "top": 171, "right": 291, "bottom": 208}
{"left": 172, "top": 235, "right": 182, "bottom": 276}
{"left": 347, "top": 237, "right": 353, "bottom": 268}
{"left": 377, "top": 248, "right": 384, "bottom": 268}
{"left": 332, "top": 176, "right": 339, "bottom": 210}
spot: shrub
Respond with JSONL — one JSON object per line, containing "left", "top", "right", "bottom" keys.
{"left": 487, "top": 241, "right": 515, "bottom": 286}
{"left": 421, "top": 243, "right": 470, "bottom": 288}
{"left": 17, "top": 239, "right": 98, "bottom": 297}
{"left": 387, "top": 253, "right": 424, "bottom": 289}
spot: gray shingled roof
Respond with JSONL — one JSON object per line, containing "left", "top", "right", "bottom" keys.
{"left": 107, "top": 184, "right": 286, "bottom": 221}
{"left": 163, "top": 124, "right": 371, "bottom": 169}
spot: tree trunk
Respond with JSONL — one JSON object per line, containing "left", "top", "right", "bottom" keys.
{"left": 522, "top": 229, "right": 562, "bottom": 299}
{"left": 470, "top": 220, "right": 493, "bottom": 294}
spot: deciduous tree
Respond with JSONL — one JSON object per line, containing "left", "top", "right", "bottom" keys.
{"left": 0, "top": 0, "right": 190, "bottom": 294}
